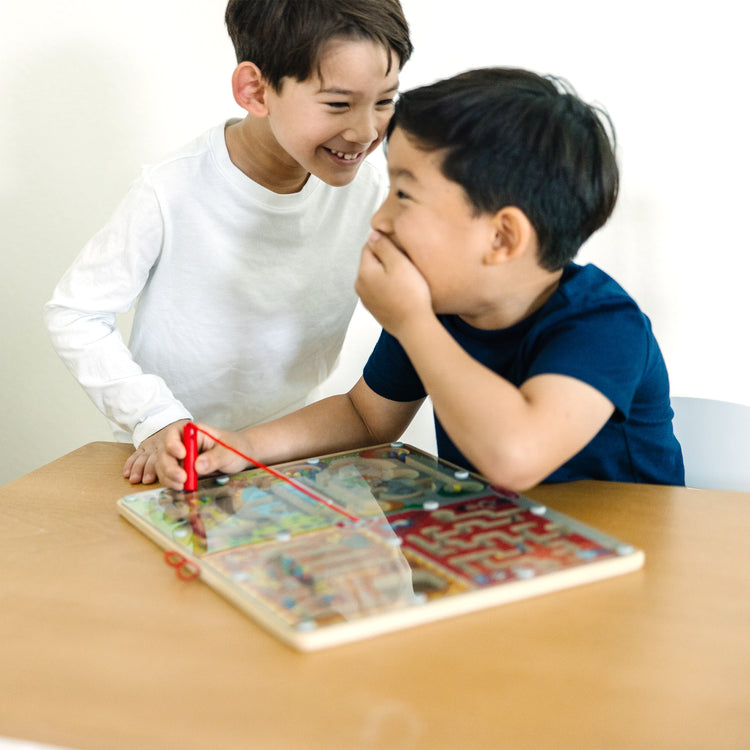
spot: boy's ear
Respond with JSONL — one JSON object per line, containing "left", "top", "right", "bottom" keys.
{"left": 484, "top": 207, "right": 534, "bottom": 265}
{"left": 232, "top": 62, "right": 271, "bottom": 117}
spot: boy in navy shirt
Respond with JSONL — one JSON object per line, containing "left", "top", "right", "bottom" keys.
{"left": 157, "top": 67, "right": 684, "bottom": 491}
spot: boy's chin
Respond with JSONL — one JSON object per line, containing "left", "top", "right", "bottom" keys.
{"left": 314, "top": 168, "right": 363, "bottom": 188}
{"left": 311, "top": 145, "right": 378, "bottom": 186}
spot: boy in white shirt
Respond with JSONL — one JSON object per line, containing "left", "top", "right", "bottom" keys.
{"left": 44, "top": 0, "right": 412, "bottom": 484}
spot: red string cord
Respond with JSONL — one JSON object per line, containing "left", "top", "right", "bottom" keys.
{"left": 186, "top": 423, "right": 359, "bottom": 522}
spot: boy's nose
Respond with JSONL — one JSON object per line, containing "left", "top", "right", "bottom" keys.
{"left": 344, "top": 111, "right": 379, "bottom": 145}
{"left": 371, "top": 199, "right": 391, "bottom": 233}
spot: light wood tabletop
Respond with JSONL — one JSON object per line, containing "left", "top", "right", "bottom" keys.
{"left": 1, "top": 442, "right": 748, "bottom": 750}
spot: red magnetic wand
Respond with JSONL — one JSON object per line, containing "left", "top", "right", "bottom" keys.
{"left": 183, "top": 421, "right": 198, "bottom": 492}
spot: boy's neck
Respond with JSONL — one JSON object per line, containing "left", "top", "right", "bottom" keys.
{"left": 460, "top": 266, "right": 564, "bottom": 331}
{"left": 225, "top": 118, "right": 310, "bottom": 194}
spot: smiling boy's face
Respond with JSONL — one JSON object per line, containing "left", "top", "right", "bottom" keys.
{"left": 263, "top": 37, "right": 400, "bottom": 187}
{"left": 371, "top": 127, "right": 499, "bottom": 316}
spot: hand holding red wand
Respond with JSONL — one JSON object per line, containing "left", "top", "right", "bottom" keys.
{"left": 183, "top": 421, "right": 198, "bottom": 491}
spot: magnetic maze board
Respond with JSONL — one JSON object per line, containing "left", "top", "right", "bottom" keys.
{"left": 117, "top": 444, "right": 644, "bottom": 651}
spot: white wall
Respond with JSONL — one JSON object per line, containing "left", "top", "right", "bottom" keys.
{"left": 1, "top": 0, "right": 748, "bottom": 486}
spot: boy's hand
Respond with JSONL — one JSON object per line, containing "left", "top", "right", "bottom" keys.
{"left": 123, "top": 420, "right": 189, "bottom": 485}
{"left": 355, "top": 231, "right": 433, "bottom": 337}
{"left": 192, "top": 425, "right": 252, "bottom": 479}
{"left": 152, "top": 423, "right": 252, "bottom": 490}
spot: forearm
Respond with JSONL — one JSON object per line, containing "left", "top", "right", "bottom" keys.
{"left": 185, "top": 380, "right": 417, "bottom": 487}
{"left": 45, "top": 177, "right": 173, "bottom": 443}
{"left": 397, "top": 314, "right": 542, "bottom": 487}
{"left": 398, "top": 313, "right": 615, "bottom": 490}
{"left": 44, "top": 304, "right": 190, "bottom": 444}
{"left": 233, "top": 393, "right": 379, "bottom": 467}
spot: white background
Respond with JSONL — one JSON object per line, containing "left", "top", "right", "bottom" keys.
{"left": 1, "top": 0, "right": 748, "bottom": 486}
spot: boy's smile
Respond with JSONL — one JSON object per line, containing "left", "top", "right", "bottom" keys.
{"left": 262, "top": 37, "right": 399, "bottom": 190}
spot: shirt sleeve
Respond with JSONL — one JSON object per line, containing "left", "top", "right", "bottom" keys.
{"left": 362, "top": 329, "right": 427, "bottom": 402}
{"left": 526, "top": 300, "right": 651, "bottom": 421}
{"left": 43, "top": 173, "right": 192, "bottom": 446}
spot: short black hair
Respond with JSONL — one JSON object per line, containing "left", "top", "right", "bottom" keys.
{"left": 225, "top": 0, "right": 412, "bottom": 91}
{"left": 388, "top": 68, "right": 619, "bottom": 271}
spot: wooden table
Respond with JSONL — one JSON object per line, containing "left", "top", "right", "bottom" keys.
{"left": 1, "top": 442, "right": 748, "bottom": 750}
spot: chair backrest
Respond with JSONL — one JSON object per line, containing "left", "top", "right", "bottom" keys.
{"left": 671, "top": 396, "right": 750, "bottom": 492}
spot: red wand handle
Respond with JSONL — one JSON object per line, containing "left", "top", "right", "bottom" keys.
{"left": 183, "top": 421, "right": 198, "bottom": 491}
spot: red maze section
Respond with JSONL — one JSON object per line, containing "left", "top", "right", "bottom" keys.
{"left": 387, "top": 496, "right": 613, "bottom": 586}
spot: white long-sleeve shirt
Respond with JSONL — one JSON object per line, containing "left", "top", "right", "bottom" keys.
{"left": 44, "top": 120, "right": 386, "bottom": 446}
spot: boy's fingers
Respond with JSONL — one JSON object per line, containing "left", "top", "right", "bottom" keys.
{"left": 195, "top": 444, "right": 246, "bottom": 477}
{"left": 126, "top": 451, "right": 148, "bottom": 484}
{"left": 359, "top": 240, "right": 406, "bottom": 283}
{"left": 364, "top": 229, "right": 394, "bottom": 259}
{"left": 365, "top": 229, "right": 383, "bottom": 250}
{"left": 126, "top": 465, "right": 141, "bottom": 484}
{"left": 170, "top": 433, "right": 187, "bottom": 459}
{"left": 194, "top": 448, "right": 220, "bottom": 476}
{"left": 160, "top": 421, "right": 187, "bottom": 458}
{"left": 124, "top": 443, "right": 150, "bottom": 478}
{"left": 123, "top": 454, "right": 136, "bottom": 476}
{"left": 357, "top": 246, "right": 382, "bottom": 279}
{"left": 154, "top": 453, "right": 187, "bottom": 490}
{"left": 140, "top": 453, "right": 160, "bottom": 485}
{"left": 366, "top": 230, "right": 401, "bottom": 261}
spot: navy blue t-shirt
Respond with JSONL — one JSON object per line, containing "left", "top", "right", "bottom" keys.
{"left": 363, "top": 263, "right": 684, "bottom": 485}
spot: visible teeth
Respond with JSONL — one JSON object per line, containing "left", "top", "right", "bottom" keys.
{"left": 331, "top": 150, "right": 360, "bottom": 161}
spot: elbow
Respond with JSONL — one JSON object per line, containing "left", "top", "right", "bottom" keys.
{"left": 481, "top": 468, "right": 544, "bottom": 495}
{"left": 43, "top": 303, "right": 79, "bottom": 340}
{"left": 472, "top": 442, "right": 551, "bottom": 494}
{"left": 43, "top": 302, "right": 61, "bottom": 336}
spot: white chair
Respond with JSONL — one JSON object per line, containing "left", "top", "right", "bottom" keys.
{"left": 671, "top": 396, "right": 750, "bottom": 492}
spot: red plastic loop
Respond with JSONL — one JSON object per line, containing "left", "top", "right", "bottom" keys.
{"left": 164, "top": 550, "right": 184, "bottom": 566}
{"left": 164, "top": 549, "right": 200, "bottom": 582}
{"left": 176, "top": 560, "right": 201, "bottom": 582}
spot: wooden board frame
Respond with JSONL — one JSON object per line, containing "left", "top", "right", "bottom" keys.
{"left": 117, "top": 443, "right": 644, "bottom": 651}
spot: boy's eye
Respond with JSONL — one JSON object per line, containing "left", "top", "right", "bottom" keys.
{"left": 325, "top": 100, "right": 395, "bottom": 110}
{"left": 395, "top": 189, "right": 411, "bottom": 200}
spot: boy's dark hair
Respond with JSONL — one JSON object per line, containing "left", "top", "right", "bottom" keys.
{"left": 225, "top": 0, "right": 412, "bottom": 90}
{"left": 388, "top": 68, "right": 619, "bottom": 271}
